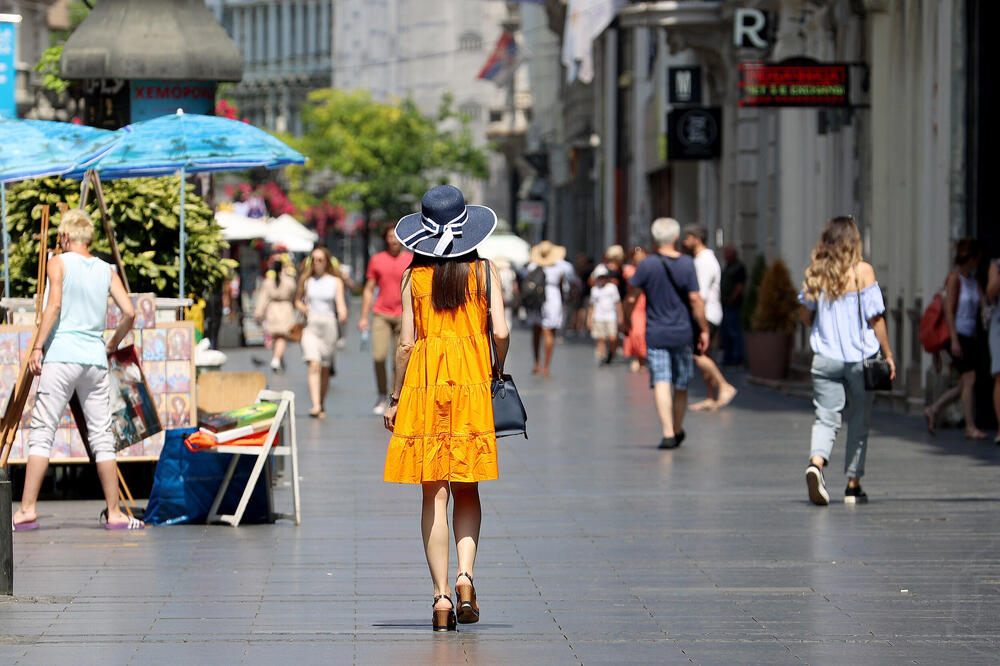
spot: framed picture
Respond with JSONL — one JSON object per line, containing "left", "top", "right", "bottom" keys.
{"left": 107, "top": 345, "right": 163, "bottom": 452}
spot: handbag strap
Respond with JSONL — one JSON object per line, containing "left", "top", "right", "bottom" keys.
{"left": 854, "top": 269, "right": 878, "bottom": 360}
{"left": 657, "top": 254, "right": 693, "bottom": 317}
{"left": 482, "top": 260, "right": 501, "bottom": 381}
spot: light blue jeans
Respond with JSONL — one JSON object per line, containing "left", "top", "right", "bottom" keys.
{"left": 810, "top": 354, "right": 874, "bottom": 479}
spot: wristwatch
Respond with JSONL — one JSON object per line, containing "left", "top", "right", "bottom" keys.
{"left": 388, "top": 394, "right": 400, "bottom": 407}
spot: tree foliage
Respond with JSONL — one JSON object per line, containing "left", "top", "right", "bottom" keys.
{"left": 282, "top": 89, "right": 488, "bottom": 257}
{"left": 3, "top": 176, "right": 235, "bottom": 298}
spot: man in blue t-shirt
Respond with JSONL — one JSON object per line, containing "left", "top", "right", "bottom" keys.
{"left": 625, "top": 217, "right": 709, "bottom": 450}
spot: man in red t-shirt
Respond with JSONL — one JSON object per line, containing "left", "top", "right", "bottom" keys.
{"left": 359, "top": 227, "right": 412, "bottom": 414}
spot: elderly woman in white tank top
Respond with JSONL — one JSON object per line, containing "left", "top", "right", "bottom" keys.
{"left": 13, "top": 209, "right": 142, "bottom": 531}
{"left": 296, "top": 247, "right": 348, "bottom": 418}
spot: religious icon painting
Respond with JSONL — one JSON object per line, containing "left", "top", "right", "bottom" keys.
{"left": 142, "top": 329, "right": 166, "bottom": 361}
{"left": 166, "top": 393, "right": 191, "bottom": 427}
{"left": 166, "top": 327, "right": 192, "bottom": 361}
{"left": 144, "top": 361, "right": 166, "bottom": 394}
{"left": 0, "top": 332, "right": 19, "bottom": 364}
{"left": 166, "top": 360, "right": 191, "bottom": 394}
{"left": 134, "top": 294, "right": 157, "bottom": 329}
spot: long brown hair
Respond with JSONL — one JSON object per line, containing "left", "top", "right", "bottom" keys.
{"left": 410, "top": 250, "right": 482, "bottom": 311}
{"left": 802, "top": 216, "right": 862, "bottom": 302}
{"left": 296, "top": 247, "right": 336, "bottom": 301}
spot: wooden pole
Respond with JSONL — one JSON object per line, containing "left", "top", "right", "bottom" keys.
{"left": 80, "top": 170, "right": 129, "bottom": 291}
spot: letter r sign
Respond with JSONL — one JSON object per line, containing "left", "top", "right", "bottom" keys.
{"left": 734, "top": 8, "right": 769, "bottom": 49}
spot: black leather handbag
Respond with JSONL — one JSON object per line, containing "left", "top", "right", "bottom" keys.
{"left": 484, "top": 261, "right": 528, "bottom": 438}
{"left": 856, "top": 274, "right": 892, "bottom": 391}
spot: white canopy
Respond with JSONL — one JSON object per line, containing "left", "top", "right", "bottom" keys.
{"left": 477, "top": 233, "right": 531, "bottom": 267}
{"left": 265, "top": 213, "right": 318, "bottom": 253}
{"left": 215, "top": 210, "right": 270, "bottom": 241}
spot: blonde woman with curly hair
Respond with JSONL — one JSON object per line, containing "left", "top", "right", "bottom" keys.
{"left": 296, "top": 247, "right": 348, "bottom": 418}
{"left": 798, "top": 216, "right": 895, "bottom": 506}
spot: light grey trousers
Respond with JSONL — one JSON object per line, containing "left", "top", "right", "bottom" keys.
{"left": 810, "top": 354, "right": 874, "bottom": 479}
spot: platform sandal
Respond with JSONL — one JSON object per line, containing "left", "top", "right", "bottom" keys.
{"left": 455, "top": 572, "right": 479, "bottom": 624}
{"left": 432, "top": 594, "right": 456, "bottom": 632}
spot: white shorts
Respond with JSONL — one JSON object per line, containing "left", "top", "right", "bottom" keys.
{"left": 301, "top": 314, "right": 339, "bottom": 366}
{"left": 590, "top": 320, "right": 618, "bottom": 339}
{"left": 27, "top": 362, "right": 115, "bottom": 463}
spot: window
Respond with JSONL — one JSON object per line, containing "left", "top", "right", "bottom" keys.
{"left": 458, "top": 101, "right": 481, "bottom": 121}
{"left": 458, "top": 31, "right": 482, "bottom": 52}
{"left": 488, "top": 110, "right": 503, "bottom": 123}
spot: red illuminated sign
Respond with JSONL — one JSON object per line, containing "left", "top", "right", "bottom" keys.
{"left": 738, "top": 61, "right": 849, "bottom": 107}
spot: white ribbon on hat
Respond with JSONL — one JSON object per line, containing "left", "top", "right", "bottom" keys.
{"left": 400, "top": 207, "right": 467, "bottom": 256}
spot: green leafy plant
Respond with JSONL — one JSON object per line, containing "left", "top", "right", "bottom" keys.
{"left": 741, "top": 254, "right": 767, "bottom": 330}
{"left": 3, "top": 176, "right": 235, "bottom": 298}
{"left": 35, "top": 45, "right": 69, "bottom": 94}
{"left": 750, "top": 258, "right": 800, "bottom": 333}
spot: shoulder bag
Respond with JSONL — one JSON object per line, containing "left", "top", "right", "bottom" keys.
{"left": 856, "top": 275, "right": 892, "bottom": 391}
{"left": 483, "top": 260, "right": 528, "bottom": 438}
{"left": 656, "top": 255, "right": 702, "bottom": 355}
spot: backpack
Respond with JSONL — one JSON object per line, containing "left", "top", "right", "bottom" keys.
{"left": 520, "top": 266, "right": 547, "bottom": 310}
{"left": 919, "top": 292, "right": 950, "bottom": 354}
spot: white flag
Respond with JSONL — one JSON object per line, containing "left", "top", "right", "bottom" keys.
{"left": 561, "top": 0, "right": 625, "bottom": 84}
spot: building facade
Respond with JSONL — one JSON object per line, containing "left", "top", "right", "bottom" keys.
{"left": 204, "top": 0, "right": 334, "bottom": 135}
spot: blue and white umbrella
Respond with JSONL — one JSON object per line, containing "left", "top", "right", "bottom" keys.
{"left": 0, "top": 119, "right": 118, "bottom": 297}
{"left": 68, "top": 110, "right": 306, "bottom": 298}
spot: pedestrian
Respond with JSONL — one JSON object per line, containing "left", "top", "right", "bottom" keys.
{"left": 622, "top": 246, "right": 648, "bottom": 372}
{"left": 923, "top": 239, "right": 988, "bottom": 439}
{"left": 382, "top": 185, "right": 508, "bottom": 632}
{"left": 296, "top": 247, "right": 348, "bottom": 418}
{"left": 253, "top": 255, "right": 298, "bottom": 372}
{"left": 987, "top": 256, "right": 1000, "bottom": 444}
{"left": 799, "top": 216, "right": 896, "bottom": 506}
{"left": 493, "top": 257, "right": 519, "bottom": 331}
{"left": 525, "top": 240, "right": 573, "bottom": 377}
{"left": 587, "top": 264, "right": 624, "bottom": 364}
{"left": 682, "top": 225, "right": 738, "bottom": 411}
{"left": 720, "top": 245, "right": 747, "bottom": 366}
{"left": 12, "top": 209, "right": 143, "bottom": 531}
{"left": 625, "top": 218, "right": 710, "bottom": 450}
{"left": 359, "top": 226, "right": 412, "bottom": 415}
{"left": 570, "top": 253, "right": 597, "bottom": 337}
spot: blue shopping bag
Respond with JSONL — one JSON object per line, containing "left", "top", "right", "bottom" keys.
{"left": 144, "top": 428, "right": 271, "bottom": 525}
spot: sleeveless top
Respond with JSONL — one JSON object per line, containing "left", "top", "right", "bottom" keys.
{"left": 304, "top": 274, "right": 338, "bottom": 318}
{"left": 44, "top": 253, "right": 112, "bottom": 368}
{"left": 383, "top": 263, "right": 498, "bottom": 484}
{"left": 955, "top": 273, "right": 980, "bottom": 338}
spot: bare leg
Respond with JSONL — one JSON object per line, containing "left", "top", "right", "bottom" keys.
{"left": 961, "top": 371, "right": 987, "bottom": 438}
{"left": 422, "top": 481, "right": 452, "bottom": 610}
{"left": 532, "top": 326, "right": 542, "bottom": 373}
{"left": 13, "top": 455, "right": 50, "bottom": 524}
{"left": 319, "top": 366, "right": 332, "bottom": 415}
{"left": 994, "top": 375, "right": 1000, "bottom": 440}
{"left": 673, "top": 388, "right": 688, "bottom": 435}
{"left": 96, "top": 459, "right": 130, "bottom": 524}
{"left": 542, "top": 328, "right": 555, "bottom": 377}
{"left": 605, "top": 336, "right": 617, "bottom": 362}
{"left": 692, "top": 354, "right": 737, "bottom": 409}
{"left": 272, "top": 335, "right": 287, "bottom": 364}
{"left": 451, "top": 482, "right": 481, "bottom": 579}
{"left": 594, "top": 338, "right": 604, "bottom": 360}
{"left": 307, "top": 361, "right": 322, "bottom": 413}
{"left": 928, "top": 383, "right": 961, "bottom": 415}
{"left": 653, "top": 382, "right": 675, "bottom": 438}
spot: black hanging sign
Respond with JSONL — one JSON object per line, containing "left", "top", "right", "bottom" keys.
{"left": 667, "top": 107, "right": 722, "bottom": 160}
{"left": 668, "top": 66, "right": 702, "bottom": 105}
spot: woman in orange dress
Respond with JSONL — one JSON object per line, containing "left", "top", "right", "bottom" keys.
{"left": 383, "top": 185, "right": 509, "bottom": 632}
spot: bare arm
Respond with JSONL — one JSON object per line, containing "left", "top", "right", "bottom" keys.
{"left": 624, "top": 284, "right": 641, "bottom": 325}
{"left": 942, "top": 271, "right": 963, "bottom": 358}
{"left": 869, "top": 314, "right": 896, "bottom": 380}
{"left": 486, "top": 262, "right": 510, "bottom": 371}
{"left": 689, "top": 291, "right": 710, "bottom": 354}
{"left": 799, "top": 304, "right": 815, "bottom": 328}
{"left": 105, "top": 269, "right": 136, "bottom": 353}
{"left": 616, "top": 301, "right": 625, "bottom": 328}
{"left": 28, "top": 256, "right": 64, "bottom": 375}
{"left": 335, "top": 277, "right": 349, "bottom": 325}
{"left": 383, "top": 271, "right": 414, "bottom": 431}
{"left": 358, "top": 277, "right": 376, "bottom": 332}
{"left": 988, "top": 262, "right": 1000, "bottom": 303}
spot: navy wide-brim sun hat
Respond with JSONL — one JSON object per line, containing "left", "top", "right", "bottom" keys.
{"left": 395, "top": 185, "right": 497, "bottom": 258}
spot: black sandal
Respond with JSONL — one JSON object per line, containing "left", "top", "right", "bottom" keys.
{"left": 455, "top": 572, "right": 479, "bottom": 624}
{"left": 432, "top": 594, "right": 456, "bottom": 632}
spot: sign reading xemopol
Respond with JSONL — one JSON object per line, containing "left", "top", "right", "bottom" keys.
{"left": 130, "top": 80, "right": 216, "bottom": 122}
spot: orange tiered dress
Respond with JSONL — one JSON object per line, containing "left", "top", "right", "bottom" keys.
{"left": 383, "top": 264, "right": 498, "bottom": 483}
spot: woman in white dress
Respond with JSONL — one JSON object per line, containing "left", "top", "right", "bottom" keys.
{"left": 526, "top": 241, "right": 572, "bottom": 377}
{"left": 296, "top": 247, "right": 348, "bottom": 417}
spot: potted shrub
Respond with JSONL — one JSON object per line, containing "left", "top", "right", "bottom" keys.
{"left": 746, "top": 258, "right": 800, "bottom": 380}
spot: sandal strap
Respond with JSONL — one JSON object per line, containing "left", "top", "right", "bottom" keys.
{"left": 456, "top": 571, "right": 474, "bottom": 585}
{"left": 432, "top": 594, "right": 453, "bottom": 606}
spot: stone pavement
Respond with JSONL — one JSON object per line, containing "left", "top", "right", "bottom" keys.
{"left": 2, "top": 328, "right": 999, "bottom": 665}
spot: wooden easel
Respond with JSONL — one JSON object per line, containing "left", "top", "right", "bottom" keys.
{"left": 0, "top": 205, "right": 52, "bottom": 467}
